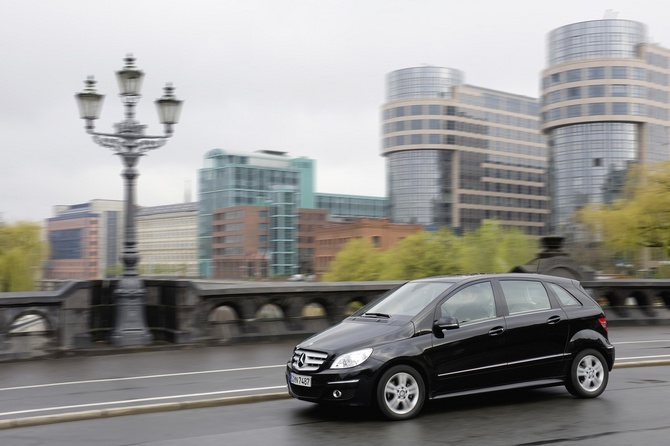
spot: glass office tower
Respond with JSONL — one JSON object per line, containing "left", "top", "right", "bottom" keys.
{"left": 198, "top": 149, "right": 311, "bottom": 277}
{"left": 198, "top": 149, "right": 388, "bottom": 278}
{"left": 541, "top": 19, "right": 670, "bottom": 232}
{"left": 382, "top": 66, "right": 548, "bottom": 234}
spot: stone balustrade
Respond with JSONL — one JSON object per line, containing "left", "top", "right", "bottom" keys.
{"left": 0, "top": 278, "right": 668, "bottom": 362}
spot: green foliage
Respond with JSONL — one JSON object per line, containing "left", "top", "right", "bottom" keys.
{"left": 0, "top": 222, "right": 48, "bottom": 292}
{"left": 379, "top": 229, "right": 462, "bottom": 280}
{"left": 577, "top": 161, "right": 670, "bottom": 264}
{"left": 323, "top": 222, "right": 537, "bottom": 281}
{"left": 322, "top": 238, "right": 385, "bottom": 281}
{"left": 460, "top": 221, "right": 537, "bottom": 273}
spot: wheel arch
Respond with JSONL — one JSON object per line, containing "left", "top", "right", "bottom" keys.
{"left": 567, "top": 329, "right": 614, "bottom": 370}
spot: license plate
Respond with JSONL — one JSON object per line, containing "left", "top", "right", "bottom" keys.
{"left": 290, "top": 372, "right": 312, "bottom": 387}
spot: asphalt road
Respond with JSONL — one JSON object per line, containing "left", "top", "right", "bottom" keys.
{"left": 0, "top": 365, "right": 668, "bottom": 445}
{"left": 0, "top": 325, "right": 668, "bottom": 443}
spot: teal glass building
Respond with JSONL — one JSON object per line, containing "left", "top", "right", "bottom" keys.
{"left": 198, "top": 149, "right": 387, "bottom": 278}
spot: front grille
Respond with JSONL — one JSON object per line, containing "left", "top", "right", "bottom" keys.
{"left": 291, "top": 348, "right": 328, "bottom": 372}
{"left": 289, "top": 384, "right": 323, "bottom": 398}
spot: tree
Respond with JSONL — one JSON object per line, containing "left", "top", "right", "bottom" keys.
{"left": 380, "top": 229, "right": 462, "bottom": 280}
{"left": 323, "top": 223, "right": 537, "bottom": 281}
{"left": 322, "top": 238, "right": 385, "bottom": 281}
{"left": 460, "top": 221, "right": 537, "bottom": 273}
{"left": 0, "top": 222, "right": 48, "bottom": 292}
{"left": 577, "top": 161, "right": 670, "bottom": 269}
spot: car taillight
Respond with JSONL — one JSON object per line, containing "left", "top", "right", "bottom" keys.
{"left": 598, "top": 317, "right": 608, "bottom": 332}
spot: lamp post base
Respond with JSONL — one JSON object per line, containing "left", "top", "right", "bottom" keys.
{"left": 110, "top": 277, "right": 153, "bottom": 347}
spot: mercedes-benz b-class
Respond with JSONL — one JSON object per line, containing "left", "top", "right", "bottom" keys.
{"left": 286, "top": 273, "right": 615, "bottom": 420}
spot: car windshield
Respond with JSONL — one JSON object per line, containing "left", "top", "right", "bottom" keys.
{"left": 363, "top": 281, "right": 454, "bottom": 318}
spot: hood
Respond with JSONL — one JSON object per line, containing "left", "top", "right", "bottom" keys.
{"left": 297, "top": 318, "right": 415, "bottom": 354}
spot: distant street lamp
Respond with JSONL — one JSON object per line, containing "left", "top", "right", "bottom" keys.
{"left": 75, "top": 55, "right": 183, "bottom": 347}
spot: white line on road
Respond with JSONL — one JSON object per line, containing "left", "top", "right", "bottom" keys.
{"left": 0, "top": 365, "right": 285, "bottom": 393}
{"left": 0, "top": 385, "right": 288, "bottom": 418}
{"left": 613, "top": 339, "right": 669, "bottom": 345}
{"left": 616, "top": 354, "right": 670, "bottom": 361}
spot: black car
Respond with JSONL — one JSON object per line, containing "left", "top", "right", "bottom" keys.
{"left": 286, "top": 273, "right": 615, "bottom": 420}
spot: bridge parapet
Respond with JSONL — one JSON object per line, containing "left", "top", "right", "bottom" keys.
{"left": 0, "top": 278, "right": 668, "bottom": 362}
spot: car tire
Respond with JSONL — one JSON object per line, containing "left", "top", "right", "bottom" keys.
{"left": 566, "top": 349, "right": 609, "bottom": 398}
{"left": 376, "top": 365, "right": 425, "bottom": 421}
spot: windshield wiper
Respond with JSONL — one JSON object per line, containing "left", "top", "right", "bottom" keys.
{"left": 361, "top": 312, "right": 391, "bottom": 319}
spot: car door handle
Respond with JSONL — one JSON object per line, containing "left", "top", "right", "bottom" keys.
{"left": 547, "top": 315, "right": 561, "bottom": 325}
{"left": 488, "top": 326, "right": 505, "bottom": 336}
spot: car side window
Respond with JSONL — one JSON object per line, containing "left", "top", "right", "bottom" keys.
{"left": 500, "top": 280, "right": 551, "bottom": 314}
{"left": 441, "top": 282, "right": 495, "bottom": 324}
{"left": 549, "top": 283, "right": 582, "bottom": 307}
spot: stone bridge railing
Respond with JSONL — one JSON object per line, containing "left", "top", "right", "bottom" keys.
{"left": 0, "top": 278, "right": 669, "bottom": 362}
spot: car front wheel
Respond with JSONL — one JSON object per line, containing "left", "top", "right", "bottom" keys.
{"left": 566, "top": 349, "right": 609, "bottom": 398}
{"left": 376, "top": 365, "right": 425, "bottom": 420}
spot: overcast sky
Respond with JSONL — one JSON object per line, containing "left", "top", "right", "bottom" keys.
{"left": 2, "top": 0, "right": 670, "bottom": 223}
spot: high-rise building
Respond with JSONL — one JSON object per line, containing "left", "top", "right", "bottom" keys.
{"left": 211, "top": 205, "right": 328, "bottom": 279}
{"left": 136, "top": 202, "right": 199, "bottom": 277}
{"left": 382, "top": 66, "right": 549, "bottom": 235}
{"left": 198, "top": 149, "right": 388, "bottom": 278}
{"left": 44, "top": 199, "right": 124, "bottom": 280}
{"left": 541, "top": 19, "right": 670, "bottom": 232}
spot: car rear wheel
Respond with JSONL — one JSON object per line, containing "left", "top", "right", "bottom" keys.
{"left": 376, "top": 365, "right": 425, "bottom": 420}
{"left": 566, "top": 349, "right": 609, "bottom": 398}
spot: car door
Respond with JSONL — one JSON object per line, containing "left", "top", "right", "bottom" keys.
{"left": 427, "top": 280, "right": 508, "bottom": 396}
{"left": 496, "top": 278, "right": 570, "bottom": 381}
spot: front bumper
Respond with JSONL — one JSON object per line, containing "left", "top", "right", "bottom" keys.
{"left": 285, "top": 363, "right": 379, "bottom": 407}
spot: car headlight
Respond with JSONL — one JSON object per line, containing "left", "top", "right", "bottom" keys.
{"left": 330, "top": 348, "right": 373, "bottom": 369}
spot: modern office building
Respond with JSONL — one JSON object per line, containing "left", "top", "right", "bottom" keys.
{"left": 199, "top": 149, "right": 388, "bottom": 278}
{"left": 541, "top": 19, "right": 670, "bottom": 232}
{"left": 211, "top": 205, "right": 328, "bottom": 279}
{"left": 44, "top": 199, "right": 124, "bottom": 280}
{"left": 382, "top": 66, "right": 549, "bottom": 235}
{"left": 136, "top": 202, "right": 199, "bottom": 277}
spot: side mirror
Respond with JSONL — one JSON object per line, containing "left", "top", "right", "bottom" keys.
{"left": 434, "top": 316, "right": 459, "bottom": 331}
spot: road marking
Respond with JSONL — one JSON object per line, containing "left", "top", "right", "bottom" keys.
{"left": 0, "top": 365, "right": 285, "bottom": 393}
{"left": 613, "top": 340, "right": 669, "bottom": 345}
{"left": 0, "top": 385, "right": 288, "bottom": 418}
{"left": 617, "top": 354, "right": 670, "bottom": 361}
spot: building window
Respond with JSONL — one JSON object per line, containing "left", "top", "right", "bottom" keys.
{"left": 588, "top": 85, "right": 606, "bottom": 97}
{"left": 587, "top": 67, "right": 606, "bottom": 80}
{"left": 566, "top": 105, "right": 582, "bottom": 118}
{"left": 371, "top": 236, "right": 381, "bottom": 248}
{"left": 566, "top": 69, "right": 582, "bottom": 82}
{"left": 588, "top": 103, "right": 606, "bottom": 115}
{"left": 611, "top": 66, "right": 628, "bottom": 78}
{"left": 612, "top": 102, "right": 629, "bottom": 115}
{"left": 632, "top": 67, "right": 646, "bottom": 80}
{"left": 611, "top": 84, "right": 628, "bottom": 97}
{"left": 428, "top": 105, "right": 441, "bottom": 115}
{"left": 566, "top": 87, "right": 582, "bottom": 100}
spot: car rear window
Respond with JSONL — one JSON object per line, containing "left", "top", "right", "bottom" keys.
{"left": 548, "top": 283, "right": 582, "bottom": 307}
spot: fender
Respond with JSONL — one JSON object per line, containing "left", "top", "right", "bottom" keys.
{"left": 566, "top": 329, "right": 615, "bottom": 369}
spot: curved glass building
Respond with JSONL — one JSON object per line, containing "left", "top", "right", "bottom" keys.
{"left": 382, "top": 66, "right": 548, "bottom": 234}
{"left": 541, "top": 19, "right": 670, "bottom": 232}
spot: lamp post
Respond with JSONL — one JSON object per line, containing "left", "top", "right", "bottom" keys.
{"left": 75, "top": 55, "right": 183, "bottom": 347}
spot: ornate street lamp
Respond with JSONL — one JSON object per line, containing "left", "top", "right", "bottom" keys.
{"left": 75, "top": 54, "right": 183, "bottom": 347}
